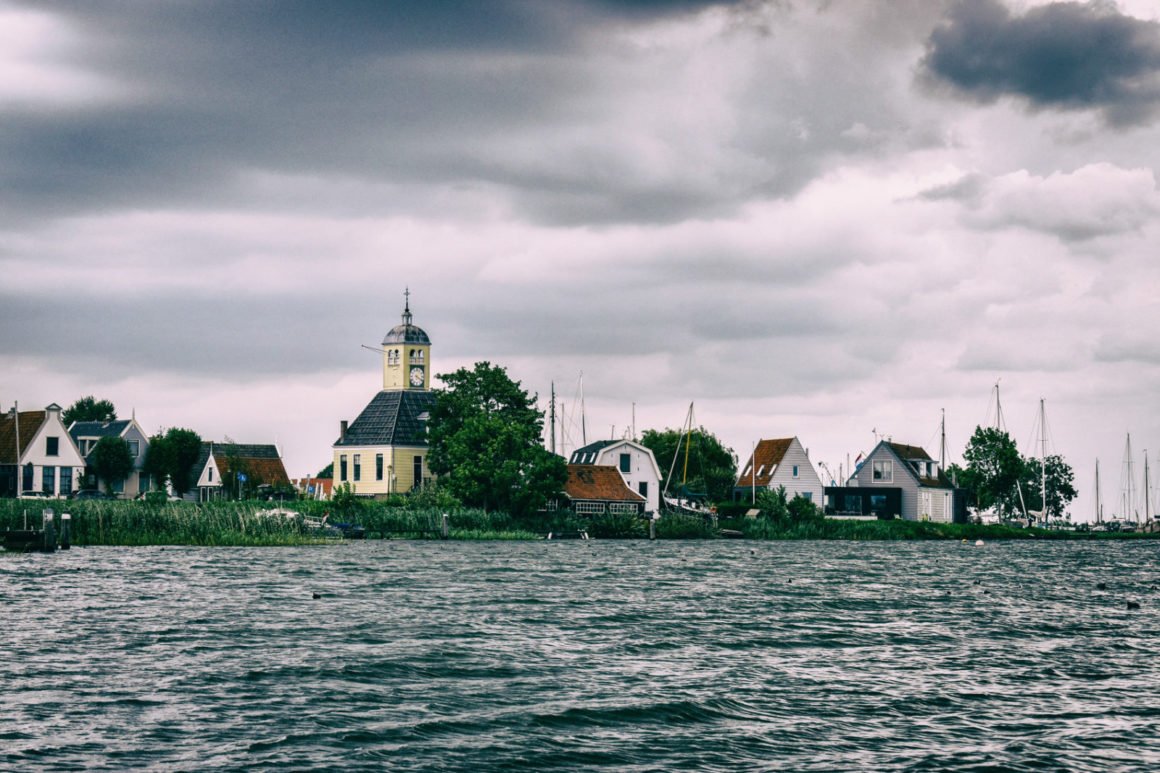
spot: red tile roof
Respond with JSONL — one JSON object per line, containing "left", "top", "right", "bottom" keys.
{"left": 0, "top": 411, "right": 47, "bottom": 464}
{"left": 736, "top": 438, "right": 793, "bottom": 487}
{"left": 564, "top": 465, "right": 645, "bottom": 503}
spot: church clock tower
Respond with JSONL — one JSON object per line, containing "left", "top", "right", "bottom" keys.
{"left": 382, "top": 289, "right": 431, "bottom": 391}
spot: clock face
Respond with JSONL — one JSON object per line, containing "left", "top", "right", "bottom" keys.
{"left": 409, "top": 366, "right": 424, "bottom": 387}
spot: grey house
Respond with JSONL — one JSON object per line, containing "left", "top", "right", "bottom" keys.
{"left": 847, "top": 441, "right": 957, "bottom": 523}
{"left": 68, "top": 417, "right": 151, "bottom": 497}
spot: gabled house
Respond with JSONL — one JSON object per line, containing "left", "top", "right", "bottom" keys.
{"left": 844, "top": 441, "right": 957, "bottom": 522}
{"left": 1, "top": 403, "right": 86, "bottom": 498}
{"left": 333, "top": 297, "right": 435, "bottom": 497}
{"left": 558, "top": 464, "right": 647, "bottom": 516}
{"left": 68, "top": 416, "right": 151, "bottom": 498}
{"left": 734, "top": 437, "right": 823, "bottom": 504}
{"left": 186, "top": 442, "right": 291, "bottom": 502}
{"left": 568, "top": 439, "right": 662, "bottom": 513}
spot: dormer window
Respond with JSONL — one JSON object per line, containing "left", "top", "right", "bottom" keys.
{"left": 756, "top": 464, "right": 765, "bottom": 478}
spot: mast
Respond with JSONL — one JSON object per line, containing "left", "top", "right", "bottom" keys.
{"left": 681, "top": 403, "right": 694, "bottom": 486}
{"left": 939, "top": 408, "right": 947, "bottom": 471}
{"left": 1121, "top": 433, "right": 1136, "bottom": 524}
{"left": 1145, "top": 451, "right": 1152, "bottom": 525}
{"left": 12, "top": 401, "right": 20, "bottom": 497}
{"left": 1039, "top": 398, "right": 1047, "bottom": 523}
{"left": 1094, "top": 459, "right": 1102, "bottom": 524}
{"left": 549, "top": 381, "right": 556, "bottom": 455}
{"left": 580, "top": 372, "right": 587, "bottom": 446}
{"left": 993, "top": 381, "right": 1006, "bottom": 432}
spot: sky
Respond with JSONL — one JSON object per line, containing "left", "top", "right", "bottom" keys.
{"left": 3, "top": 0, "right": 1159, "bottom": 520}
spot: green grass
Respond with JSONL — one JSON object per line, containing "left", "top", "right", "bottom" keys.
{"left": 3, "top": 499, "right": 1154, "bottom": 545}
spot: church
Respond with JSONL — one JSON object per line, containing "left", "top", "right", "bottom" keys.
{"left": 332, "top": 294, "right": 436, "bottom": 496}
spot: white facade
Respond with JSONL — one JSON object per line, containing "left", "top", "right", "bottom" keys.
{"left": 571, "top": 440, "right": 662, "bottom": 513}
{"left": 18, "top": 405, "right": 86, "bottom": 498}
{"left": 849, "top": 442, "right": 955, "bottom": 523}
{"left": 736, "top": 437, "right": 824, "bottom": 504}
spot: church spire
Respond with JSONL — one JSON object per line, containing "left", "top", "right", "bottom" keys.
{"left": 402, "top": 287, "right": 412, "bottom": 326}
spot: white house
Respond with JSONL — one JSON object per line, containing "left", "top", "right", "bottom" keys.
{"left": 734, "top": 437, "right": 824, "bottom": 504}
{"left": 847, "top": 441, "right": 956, "bottom": 523}
{"left": 1, "top": 403, "right": 87, "bottom": 498}
{"left": 569, "top": 439, "right": 663, "bottom": 514}
{"left": 69, "top": 416, "right": 151, "bottom": 497}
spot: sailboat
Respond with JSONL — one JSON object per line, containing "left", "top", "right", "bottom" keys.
{"left": 661, "top": 402, "right": 711, "bottom": 515}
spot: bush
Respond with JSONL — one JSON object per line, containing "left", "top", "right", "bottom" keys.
{"left": 588, "top": 512, "right": 647, "bottom": 539}
{"left": 655, "top": 513, "right": 718, "bottom": 539}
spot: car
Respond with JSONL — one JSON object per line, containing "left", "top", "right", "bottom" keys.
{"left": 70, "top": 489, "right": 114, "bottom": 501}
{"left": 17, "top": 490, "right": 50, "bottom": 500}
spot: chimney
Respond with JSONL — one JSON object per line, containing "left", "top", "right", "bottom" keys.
{"left": 340, "top": 420, "right": 348, "bottom": 440}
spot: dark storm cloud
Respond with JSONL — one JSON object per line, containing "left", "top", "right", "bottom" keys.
{"left": 920, "top": 0, "right": 1160, "bottom": 127}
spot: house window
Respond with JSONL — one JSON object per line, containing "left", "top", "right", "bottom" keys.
{"left": 639, "top": 481, "right": 648, "bottom": 498}
{"left": 23, "top": 464, "right": 34, "bottom": 492}
{"left": 46, "top": 437, "right": 59, "bottom": 456}
{"left": 413, "top": 455, "right": 423, "bottom": 488}
{"left": 872, "top": 460, "right": 892, "bottom": 482}
{"left": 42, "top": 466, "right": 55, "bottom": 496}
{"left": 59, "top": 466, "right": 72, "bottom": 495}
{"left": 844, "top": 494, "right": 862, "bottom": 512}
{"left": 757, "top": 464, "right": 765, "bottom": 478}
{"left": 575, "top": 501, "right": 606, "bottom": 515}
{"left": 609, "top": 503, "right": 638, "bottom": 515}
{"left": 339, "top": 455, "right": 348, "bottom": 482}
{"left": 925, "top": 462, "right": 933, "bottom": 477}
{"left": 208, "top": 467, "right": 213, "bottom": 482}
{"left": 620, "top": 453, "right": 631, "bottom": 473}
{"left": 353, "top": 454, "right": 361, "bottom": 482}
{"left": 128, "top": 440, "right": 140, "bottom": 457}
{"left": 870, "top": 494, "right": 887, "bottom": 513}
{"left": 376, "top": 454, "right": 384, "bottom": 481}
{"left": 139, "top": 475, "right": 150, "bottom": 494}
{"left": 792, "top": 465, "right": 799, "bottom": 477}
{"left": 800, "top": 491, "right": 812, "bottom": 501}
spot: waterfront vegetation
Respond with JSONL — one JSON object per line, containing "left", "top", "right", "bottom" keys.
{"left": 1, "top": 498, "right": 1155, "bottom": 547}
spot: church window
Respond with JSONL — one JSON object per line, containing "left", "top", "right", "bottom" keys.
{"left": 376, "top": 454, "right": 383, "bottom": 481}
{"left": 353, "top": 454, "right": 361, "bottom": 482}
{"left": 339, "top": 455, "right": 348, "bottom": 482}
{"left": 416, "top": 350, "right": 424, "bottom": 363}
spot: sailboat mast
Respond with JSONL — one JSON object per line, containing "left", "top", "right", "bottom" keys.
{"left": 1039, "top": 398, "right": 1047, "bottom": 522}
{"left": 549, "top": 381, "right": 556, "bottom": 455}
{"left": 1145, "top": 451, "right": 1151, "bottom": 524}
{"left": 681, "top": 403, "right": 694, "bottom": 486}
{"left": 939, "top": 408, "right": 947, "bottom": 471}
{"left": 580, "top": 372, "right": 587, "bottom": 447}
{"left": 1094, "top": 459, "right": 1101, "bottom": 524}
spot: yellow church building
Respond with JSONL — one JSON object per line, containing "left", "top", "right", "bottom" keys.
{"left": 332, "top": 294, "right": 435, "bottom": 496}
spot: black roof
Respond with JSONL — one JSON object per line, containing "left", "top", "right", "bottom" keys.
{"left": 335, "top": 390, "right": 436, "bottom": 448}
{"left": 69, "top": 419, "right": 132, "bottom": 440}
{"left": 569, "top": 440, "right": 618, "bottom": 464}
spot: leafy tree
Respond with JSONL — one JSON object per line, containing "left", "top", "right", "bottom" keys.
{"left": 317, "top": 461, "right": 334, "bottom": 479}
{"left": 142, "top": 428, "right": 203, "bottom": 495}
{"left": 754, "top": 485, "right": 822, "bottom": 525}
{"left": 426, "top": 362, "right": 567, "bottom": 515}
{"left": 63, "top": 396, "right": 117, "bottom": 425}
{"left": 640, "top": 426, "right": 737, "bottom": 503}
{"left": 90, "top": 436, "right": 134, "bottom": 495}
{"left": 1020, "top": 455, "right": 1078, "bottom": 520}
{"left": 960, "top": 426, "right": 1026, "bottom": 517}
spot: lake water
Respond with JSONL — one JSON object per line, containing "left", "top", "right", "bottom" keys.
{"left": 3, "top": 540, "right": 1159, "bottom": 771}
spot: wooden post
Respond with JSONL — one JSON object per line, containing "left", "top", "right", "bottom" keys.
{"left": 60, "top": 513, "right": 71, "bottom": 550}
{"left": 648, "top": 516, "right": 656, "bottom": 540}
{"left": 42, "top": 509, "right": 56, "bottom": 552}
{"left": 441, "top": 513, "right": 450, "bottom": 540}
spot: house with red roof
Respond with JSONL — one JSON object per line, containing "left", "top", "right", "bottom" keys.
{"left": 841, "top": 441, "right": 959, "bottom": 523}
{"left": 558, "top": 464, "right": 647, "bottom": 516}
{"left": 734, "top": 437, "right": 823, "bottom": 504}
{"left": 184, "top": 441, "right": 291, "bottom": 501}
{"left": 1, "top": 403, "right": 86, "bottom": 498}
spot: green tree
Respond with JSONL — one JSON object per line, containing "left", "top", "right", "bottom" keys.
{"left": 317, "top": 461, "right": 334, "bottom": 478}
{"left": 1021, "top": 455, "right": 1078, "bottom": 520}
{"left": 63, "top": 396, "right": 117, "bottom": 425}
{"left": 142, "top": 428, "right": 203, "bottom": 496}
{"left": 640, "top": 426, "right": 737, "bottom": 503}
{"left": 90, "top": 436, "right": 134, "bottom": 495}
{"left": 960, "top": 426, "right": 1026, "bottom": 517}
{"left": 426, "top": 362, "right": 567, "bottom": 515}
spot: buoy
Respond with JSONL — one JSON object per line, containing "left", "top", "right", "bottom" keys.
{"left": 312, "top": 592, "right": 321, "bottom": 599}
{"left": 1097, "top": 582, "right": 1107, "bottom": 590}
{"left": 1127, "top": 600, "right": 1141, "bottom": 610}
{"left": 975, "top": 539, "right": 984, "bottom": 547}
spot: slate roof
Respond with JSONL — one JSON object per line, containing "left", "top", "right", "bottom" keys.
{"left": 335, "top": 390, "right": 436, "bottom": 448}
{"left": 736, "top": 438, "right": 794, "bottom": 487}
{"left": 200, "top": 442, "right": 290, "bottom": 486}
{"left": 881, "top": 442, "right": 954, "bottom": 489}
{"left": 69, "top": 419, "right": 133, "bottom": 440}
{"left": 569, "top": 440, "right": 618, "bottom": 465}
{"left": 563, "top": 464, "right": 646, "bottom": 503}
{"left": 0, "top": 411, "right": 47, "bottom": 464}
